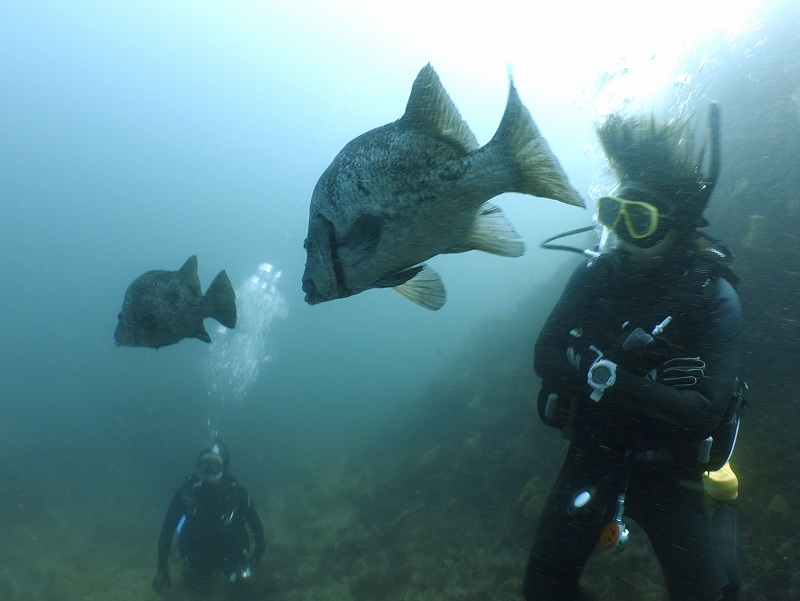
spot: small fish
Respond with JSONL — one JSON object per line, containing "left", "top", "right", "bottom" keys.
{"left": 302, "top": 63, "right": 584, "bottom": 310}
{"left": 114, "top": 255, "right": 236, "bottom": 349}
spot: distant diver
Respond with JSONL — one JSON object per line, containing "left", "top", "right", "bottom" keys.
{"left": 152, "top": 438, "right": 265, "bottom": 593}
{"left": 115, "top": 255, "right": 236, "bottom": 349}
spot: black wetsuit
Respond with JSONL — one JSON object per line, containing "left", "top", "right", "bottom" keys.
{"left": 523, "top": 250, "right": 742, "bottom": 601}
{"left": 156, "top": 472, "right": 265, "bottom": 587}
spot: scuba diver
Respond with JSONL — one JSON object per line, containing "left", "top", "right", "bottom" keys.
{"left": 152, "top": 437, "right": 266, "bottom": 593}
{"left": 523, "top": 104, "right": 745, "bottom": 601}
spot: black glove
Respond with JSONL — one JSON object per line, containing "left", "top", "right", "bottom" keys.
{"left": 566, "top": 328, "right": 603, "bottom": 376}
{"left": 152, "top": 569, "right": 171, "bottom": 593}
{"left": 620, "top": 326, "right": 672, "bottom": 367}
{"left": 647, "top": 357, "right": 705, "bottom": 388}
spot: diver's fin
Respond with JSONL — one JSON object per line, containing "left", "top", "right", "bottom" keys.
{"left": 393, "top": 264, "right": 446, "bottom": 311}
{"left": 341, "top": 214, "right": 383, "bottom": 265}
{"left": 179, "top": 255, "right": 203, "bottom": 297}
{"left": 204, "top": 270, "right": 237, "bottom": 328}
{"left": 401, "top": 63, "right": 479, "bottom": 154}
{"left": 449, "top": 201, "right": 525, "bottom": 257}
{"left": 486, "top": 77, "right": 584, "bottom": 207}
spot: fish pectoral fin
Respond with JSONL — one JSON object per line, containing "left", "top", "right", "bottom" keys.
{"left": 401, "top": 63, "right": 479, "bottom": 154}
{"left": 373, "top": 265, "right": 423, "bottom": 288}
{"left": 449, "top": 202, "right": 525, "bottom": 257}
{"left": 341, "top": 214, "right": 383, "bottom": 265}
{"left": 392, "top": 264, "right": 446, "bottom": 311}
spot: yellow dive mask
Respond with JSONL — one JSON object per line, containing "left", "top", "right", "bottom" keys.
{"left": 597, "top": 196, "right": 660, "bottom": 240}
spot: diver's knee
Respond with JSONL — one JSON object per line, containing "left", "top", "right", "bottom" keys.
{"left": 522, "top": 556, "right": 585, "bottom": 601}
{"left": 721, "top": 580, "right": 740, "bottom": 601}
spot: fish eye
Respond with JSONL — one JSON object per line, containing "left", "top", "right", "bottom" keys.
{"left": 303, "top": 238, "right": 308, "bottom": 250}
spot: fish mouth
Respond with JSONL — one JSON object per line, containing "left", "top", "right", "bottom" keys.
{"left": 113, "top": 320, "right": 133, "bottom": 347}
{"left": 302, "top": 213, "right": 347, "bottom": 305}
{"left": 303, "top": 275, "right": 350, "bottom": 305}
{"left": 302, "top": 278, "right": 323, "bottom": 305}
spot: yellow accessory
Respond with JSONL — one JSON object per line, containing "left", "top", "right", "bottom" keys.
{"left": 703, "top": 462, "right": 739, "bottom": 501}
{"left": 597, "top": 196, "right": 660, "bottom": 239}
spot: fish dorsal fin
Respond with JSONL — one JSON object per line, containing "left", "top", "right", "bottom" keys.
{"left": 392, "top": 264, "right": 446, "bottom": 311}
{"left": 448, "top": 201, "right": 525, "bottom": 257}
{"left": 178, "top": 255, "right": 203, "bottom": 296}
{"left": 402, "top": 63, "right": 479, "bottom": 153}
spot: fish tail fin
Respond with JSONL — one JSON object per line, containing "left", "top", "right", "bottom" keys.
{"left": 488, "top": 80, "right": 584, "bottom": 207}
{"left": 204, "top": 270, "right": 237, "bottom": 328}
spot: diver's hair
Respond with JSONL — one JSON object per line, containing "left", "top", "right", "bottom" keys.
{"left": 597, "top": 108, "right": 718, "bottom": 223}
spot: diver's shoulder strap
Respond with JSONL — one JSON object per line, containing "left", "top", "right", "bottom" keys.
{"left": 623, "top": 240, "right": 737, "bottom": 340}
{"left": 701, "top": 368, "right": 748, "bottom": 472}
{"left": 692, "top": 233, "right": 739, "bottom": 288}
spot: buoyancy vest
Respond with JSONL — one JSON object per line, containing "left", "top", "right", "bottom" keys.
{"left": 539, "top": 236, "right": 746, "bottom": 472}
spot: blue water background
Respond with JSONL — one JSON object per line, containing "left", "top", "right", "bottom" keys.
{"left": 1, "top": 1, "right": 799, "bottom": 599}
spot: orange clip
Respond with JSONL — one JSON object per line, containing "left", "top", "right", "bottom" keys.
{"left": 599, "top": 521, "right": 621, "bottom": 549}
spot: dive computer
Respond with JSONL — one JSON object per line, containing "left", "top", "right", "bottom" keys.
{"left": 587, "top": 347, "right": 617, "bottom": 402}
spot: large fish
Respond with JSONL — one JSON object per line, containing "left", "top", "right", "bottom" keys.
{"left": 302, "top": 63, "right": 584, "bottom": 310}
{"left": 114, "top": 255, "right": 236, "bottom": 349}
